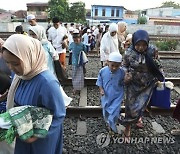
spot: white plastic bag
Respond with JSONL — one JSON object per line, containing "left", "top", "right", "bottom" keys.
{"left": 59, "top": 86, "right": 72, "bottom": 107}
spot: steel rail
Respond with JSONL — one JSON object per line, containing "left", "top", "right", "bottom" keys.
{"left": 66, "top": 51, "right": 180, "bottom": 59}
{"left": 66, "top": 105, "right": 176, "bottom": 117}
{"left": 63, "top": 77, "right": 180, "bottom": 86}
{"left": 159, "top": 51, "right": 180, "bottom": 59}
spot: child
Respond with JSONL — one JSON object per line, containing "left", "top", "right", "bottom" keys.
{"left": 69, "top": 30, "right": 87, "bottom": 94}
{"left": 96, "top": 52, "right": 126, "bottom": 133}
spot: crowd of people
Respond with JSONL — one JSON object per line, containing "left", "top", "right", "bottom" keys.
{"left": 0, "top": 14, "right": 179, "bottom": 154}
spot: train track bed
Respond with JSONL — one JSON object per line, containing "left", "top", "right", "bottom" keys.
{"left": 63, "top": 86, "right": 180, "bottom": 106}
{"left": 161, "top": 59, "right": 180, "bottom": 78}
{"left": 63, "top": 116, "right": 180, "bottom": 154}
{"left": 66, "top": 57, "right": 180, "bottom": 78}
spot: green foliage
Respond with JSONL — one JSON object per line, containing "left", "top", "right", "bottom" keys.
{"left": 48, "top": 0, "right": 70, "bottom": 22}
{"left": 48, "top": 0, "right": 86, "bottom": 23}
{"left": 69, "top": 2, "right": 86, "bottom": 24}
{"left": 137, "top": 16, "right": 147, "bottom": 24}
{"left": 160, "top": 1, "right": 180, "bottom": 8}
{"left": 155, "top": 40, "right": 178, "bottom": 51}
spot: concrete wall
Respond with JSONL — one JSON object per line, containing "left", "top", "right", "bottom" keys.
{"left": 127, "top": 24, "right": 180, "bottom": 35}
{"left": 0, "top": 22, "right": 49, "bottom": 32}
{"left": 0, "top": 22, "right": 180, "bottom": 35}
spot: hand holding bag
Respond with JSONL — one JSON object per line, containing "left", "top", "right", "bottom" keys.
{"left": 150, "top": 82, "right": 171, "bottom": 109}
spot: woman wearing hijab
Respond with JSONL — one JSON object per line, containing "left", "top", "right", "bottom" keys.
{"left": 2, "top": 34, "right": 66, "bottom": 154}
{"left": 122, "top": 30, "right": 164, "bottom": 137}
{"left": 100, "top": 23, "right": 119, "bottom": 67}
{"left": 29, "top": 26, "right": 72, "bottom": 107}
{"left": 28, "top": 26, "right": 58, "bottom": 74}
{"left": 117, "top": 21, "right": 128, "bottom": 54}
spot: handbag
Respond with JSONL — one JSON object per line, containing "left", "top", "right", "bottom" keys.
{"left": 78, "top": 51, "right": 88, "bottom": 66}
{"left": 53, "top": 60, "right": 68, "bottom": 82}
{"left": 150, "top": 83, "right": 171, "bottom": 109}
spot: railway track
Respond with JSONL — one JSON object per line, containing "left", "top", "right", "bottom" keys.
{"left": 63, "top": 77, "right": 180, "bottom": 86}
{"left": 65, "top": 77, "right": 180, "bottom": 117}
{"left": 80, "top": 51, "right": 180, "bottom": 59}
{"left": 158, "top": 51, "right": 180, "bottom": 59}
{"left": 149, "top": 34, "right": 180, "bottom": 41}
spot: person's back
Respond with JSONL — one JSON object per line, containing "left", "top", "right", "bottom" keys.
{"left": 28, "top": 26, "right": 58, "bottom": 75}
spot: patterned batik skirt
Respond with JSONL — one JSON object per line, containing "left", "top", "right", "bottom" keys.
{"left": 72, "top": 65, "right": 84, "bottom": 90}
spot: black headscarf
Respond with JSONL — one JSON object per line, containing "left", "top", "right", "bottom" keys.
{"left": 132, "top": 29, "right": 149, "bottom": 53}
{"left": 132, "top": 30, "right": 164, "bottom": 81}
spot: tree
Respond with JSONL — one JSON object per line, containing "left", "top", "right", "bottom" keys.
{"left": 160, "top": 1, "right": 180, "bottom": 8}
{"left": 48, "top": 0, "right": 70, "bottom": 22}
{"left": 137, "top": 16, "right": 147, "bottom": 24}
{"left": 69, "top": 2, "right": 86, "bottom": 24}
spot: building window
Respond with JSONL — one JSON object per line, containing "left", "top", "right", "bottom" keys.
{"left": 116, "top": 9, "right": 119, "bottom": 17}
{"left": 95, "top": 9, "right": 98, "bottom": 16}
{"left": 111, "top": 9, "right": 114, "bottom": 16}
{"left": 102, "top": 8, "right": 106, "bottom": 16}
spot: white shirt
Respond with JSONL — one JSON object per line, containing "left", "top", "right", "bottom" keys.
{"left": 48, "top": 26, "right": 67, "bottom": 54}
{"left": 100, "top": 32, "right": 119, "bottom": 61}
{"left": 68, "top": 33, "right": 74, "bottom": 46}
{"left": 82, "top": 33, "right": 90, "bottom": 46}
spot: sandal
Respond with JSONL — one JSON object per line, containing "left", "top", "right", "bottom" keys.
{"left": 171, "top": 129, "right": 180, "bottom": 136}
{"left": 136, "top": 117, "right": 144, "bottom": 129}
{"left": 136, "top": 122, "right": 144, "bottom": 128}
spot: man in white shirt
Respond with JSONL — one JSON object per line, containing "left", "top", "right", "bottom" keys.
{"left": 82, "top": 29, "right": 91, "bottom": 52}
{"left": 27, "top": 14, "right": 47, "bottom": 40}
{"left": 48, "top": 17, "right": 68, "bottom": 69}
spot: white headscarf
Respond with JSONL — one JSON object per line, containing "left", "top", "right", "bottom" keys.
{"left": 109, "top": 23, "right": 118, "bottom": 33}
{"left": 2, "top": 34, "right": 47, "bottom": 109}
{"left": 100, "top": 23, "right": 119, "bottom": 61}
{"left": 117, "top": 21, "right": 127, "bottom": 43}
{"left": 29, "top": 26, "right": 48, "bottom": 44}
